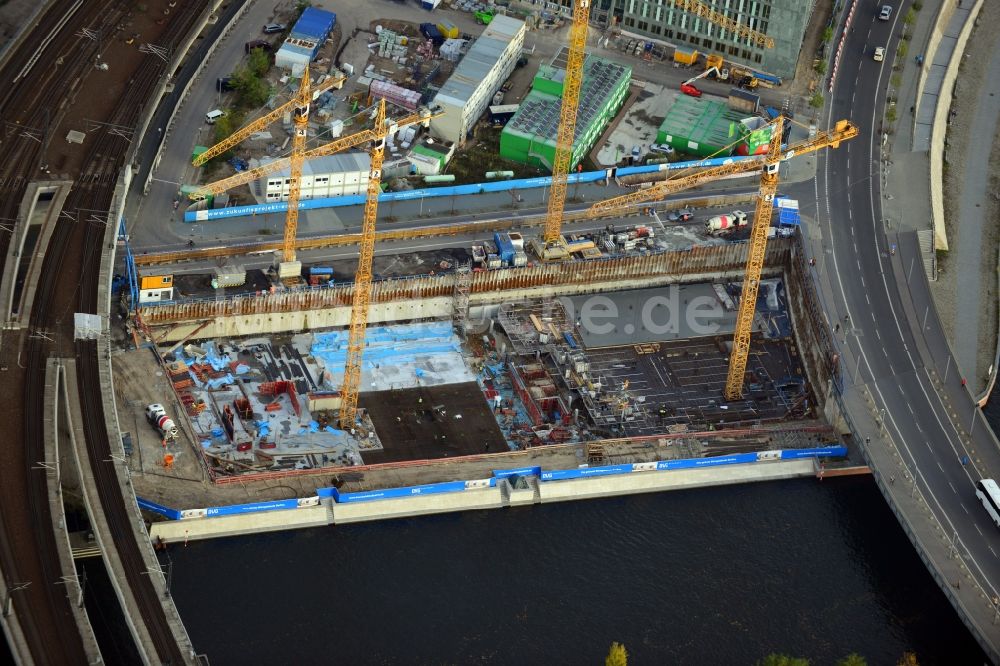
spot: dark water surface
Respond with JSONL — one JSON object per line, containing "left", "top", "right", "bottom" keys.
{"left": 166, "top": 477, "right": 985, "bottom": 665}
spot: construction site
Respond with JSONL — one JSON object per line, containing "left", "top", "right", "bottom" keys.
{"left": 116, "top": 0, "right": 857, "bottom": 507}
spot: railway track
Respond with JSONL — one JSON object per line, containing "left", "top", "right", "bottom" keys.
{"left": 0, "top": 2, "right": 137, "bottom": 663}
{"left": 0, "top": 0, "right": 205, "bottom": 662}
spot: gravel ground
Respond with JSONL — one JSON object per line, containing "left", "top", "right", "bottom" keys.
{"left": 931, "top": 0, "right": 1000, "bottom": 390}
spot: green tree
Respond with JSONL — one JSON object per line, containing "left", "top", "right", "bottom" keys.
{"left": 815, "top": 59, "right": 828, "bottom": 75}
{"left": 897, "top": 652, "right": 920, "bottom": 666}
{"left": 886, "top": 106, "right": 897, "bottom": 123}
{"left": 890, "top": 73, "right": 902, "bottom": 89}
{"left": 837, "top": 654, "right": 867, "bottom": 666}
{"left": 211, "top": 110, "right": 245, "bottom": 157}
{"left": 897, "top": 41, "right": 909, "bottom": 59}
{"left": 821, "top": 26, "right": 833, "bottom": 43}
{"left": 605, "top": 642, "right": 628, "bottom": 666}
{"left": 247, "top": 47, "right": 270, "bottom": 78}
{"left": 809, "top": 92, "right": 824, "bottom": 109}
{"left": 903, "top": 7, "right": 917, "bottom": 25}
{"left": 230, "top": 65, "right": 270, "bottom": 107}
{"left": 757, "top": 654, "right": 810, "bottom": 666}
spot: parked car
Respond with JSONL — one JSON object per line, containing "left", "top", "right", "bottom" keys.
{"left": 680, "top": 82, "right": 702, "bottom": 97}
{"left": 650, "top": 143, "right": 674, "bottom": 155}
{"left": 245, "top": 39, "right": 272, "bottom": 54}
{"left": 263, "top": 23, "right": 286, "bottom": 34}
{"left": 878, "top": 5, "right": 892, "bottom": 20}
{"left": 667, "top": 208, "right": 694, "bottom": 223}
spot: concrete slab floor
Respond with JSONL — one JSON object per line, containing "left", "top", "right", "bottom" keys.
{"left": 360, "top": 381, "right": 507, "bottom": 464}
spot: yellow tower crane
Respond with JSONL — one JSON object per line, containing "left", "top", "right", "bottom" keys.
{"left": 191, "top": 71, "right": 345, "bottom": 167}
{"left": 579, "top": 118, "right": 857, "bottom": 400}
{"left": 668, "top": 0, "right": 775, "bottom": 49}
{"left": 582, "top": 120, "right": 858, "bottom": 218}
{"left": 186, "top": 106, "right": 433, "bottom": 202}
{"left": 279, "top": 68, "right": 313, "bottom": 274}
{"left": 339, "top": 99, "right": 389, "bottom": 428}
{"left": 724, "top": 116, "right": 784, "bottom": 400}
{"left": 537, "top": 0, "right": 591, "bottom": 261}
{"left": 537, "top": 0, "right": 772, "bottom": 260}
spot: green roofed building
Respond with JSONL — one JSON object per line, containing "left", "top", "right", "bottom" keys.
{"left": 500, "top": 55, "right": 630, "bottom": 171}
{"left": 655, "top": 95, "right": 749, "bottom": 158}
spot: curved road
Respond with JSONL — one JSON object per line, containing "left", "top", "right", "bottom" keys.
{"left": 816, "top": 0, "right": 1000, "bottom": 653}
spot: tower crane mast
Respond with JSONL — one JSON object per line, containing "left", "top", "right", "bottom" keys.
{"left": 339, "top": 99, "right": 389, "bottom": 428}
{"left": 281, "top": 69, "right": 312, "bottom": 268}
{"left": 540, "top": 0, "right": 591, "bottom": 258}
{"left": 724, "top": 115, "right": 783, "bottom": 400}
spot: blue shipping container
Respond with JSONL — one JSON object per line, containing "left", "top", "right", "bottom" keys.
{"left": 494, "top": 232, "right": 515, "bottom": 262}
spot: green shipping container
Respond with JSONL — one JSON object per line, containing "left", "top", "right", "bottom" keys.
{"left": 656, "top": 96, "right": 749, "bottom": 158}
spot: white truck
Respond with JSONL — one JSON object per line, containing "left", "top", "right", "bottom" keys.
{"left": 145, "top": 404, "right": 178, "bottom": 441}
{"left": 705, "top": 210, "right": 749, "bottom": 236}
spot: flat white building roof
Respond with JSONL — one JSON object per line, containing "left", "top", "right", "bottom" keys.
{"left": 263, "top": 153, "right": 370, "bottom": 180}
{"left": 434, "top": 16, "right": 524, "bottom": 108}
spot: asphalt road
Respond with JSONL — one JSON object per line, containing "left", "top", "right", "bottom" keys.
{"left": 818, "top": 0, "right": 1000, "bottom": 640}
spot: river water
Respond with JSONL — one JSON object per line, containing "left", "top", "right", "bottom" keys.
{"left": 166, "top": 476, "right": 985, "bottom": 664}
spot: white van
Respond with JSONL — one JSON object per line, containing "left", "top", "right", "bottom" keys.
{"left": 205, "top": 109, "right": 225, "bottom": 124}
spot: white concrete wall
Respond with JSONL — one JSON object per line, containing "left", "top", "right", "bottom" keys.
{"left": 144, "top": 460, "right": 818, "bottom": 543}
{"left": 508, "top": 487, "right": 537, "bottom": 506}
{"left": 151, "top": 505, "right": 330, "bottom": 543}
{"left": 332, "top": 487, "right": 504, "bottom": 524}
{"left": 930, "top": 0, "right": 985, "bottom": 251}
{"left": 537, "top": 459, "right": 816, "bottom": 503}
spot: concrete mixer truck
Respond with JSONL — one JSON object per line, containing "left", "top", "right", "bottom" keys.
{"left": 705, "top": 210, "right": 749, "bottom": 236}
{"left": 145, "top": 404, "right": 178, "bottom": 441}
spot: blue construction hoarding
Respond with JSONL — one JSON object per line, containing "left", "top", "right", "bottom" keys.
{"left": 183, "top": 155, "right": 757, "bottom": 222}
{"left": 204, "top": 498, "right": 300, "bottom": 517}
{"left": 493, "top": 466, "right": 542, "bottom": 479}
{"left": 331, "top": 480, "right": 470, "bottom": 503}
{"left": 136, "top": 497, "right": 181, "bottom": 520}
{"left": 779, "top": 445, "right": 847, "bottom": 459}
{"left": 541, "top": 463, "right": 634, "bottom": 481}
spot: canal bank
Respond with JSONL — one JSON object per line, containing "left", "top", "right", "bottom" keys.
{"left": 148, "top": 448, "right": 853, "bottom": 543}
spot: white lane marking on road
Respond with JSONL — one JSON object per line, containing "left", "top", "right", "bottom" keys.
{"left": 866, "top": 11, "right": 917, "bottom": 372}
{"left": 976, "top": 524, "right": 983, "bottom": 536}
{"left": 819, "top": 49, "right": 1000, "bottom": 597}
{"left": 907, "top": 402, "right": 914, "bottom": 414}
{"left": 961, "top": 502, "right": 969, "bottom": 514}
{"left": 949, "top": 481, "right": 957, "bottom": 494}
{"left": 937, "top": 461, "right": 944, "bottom": 470}
{"left": 875, "top": 327, "right": 881, "bottom": 340}
{"left": 865, "top": 293, "right": 870, "bottom": 305}
{"left": 860, "top": 274, "right": 865, "bottom": 287}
